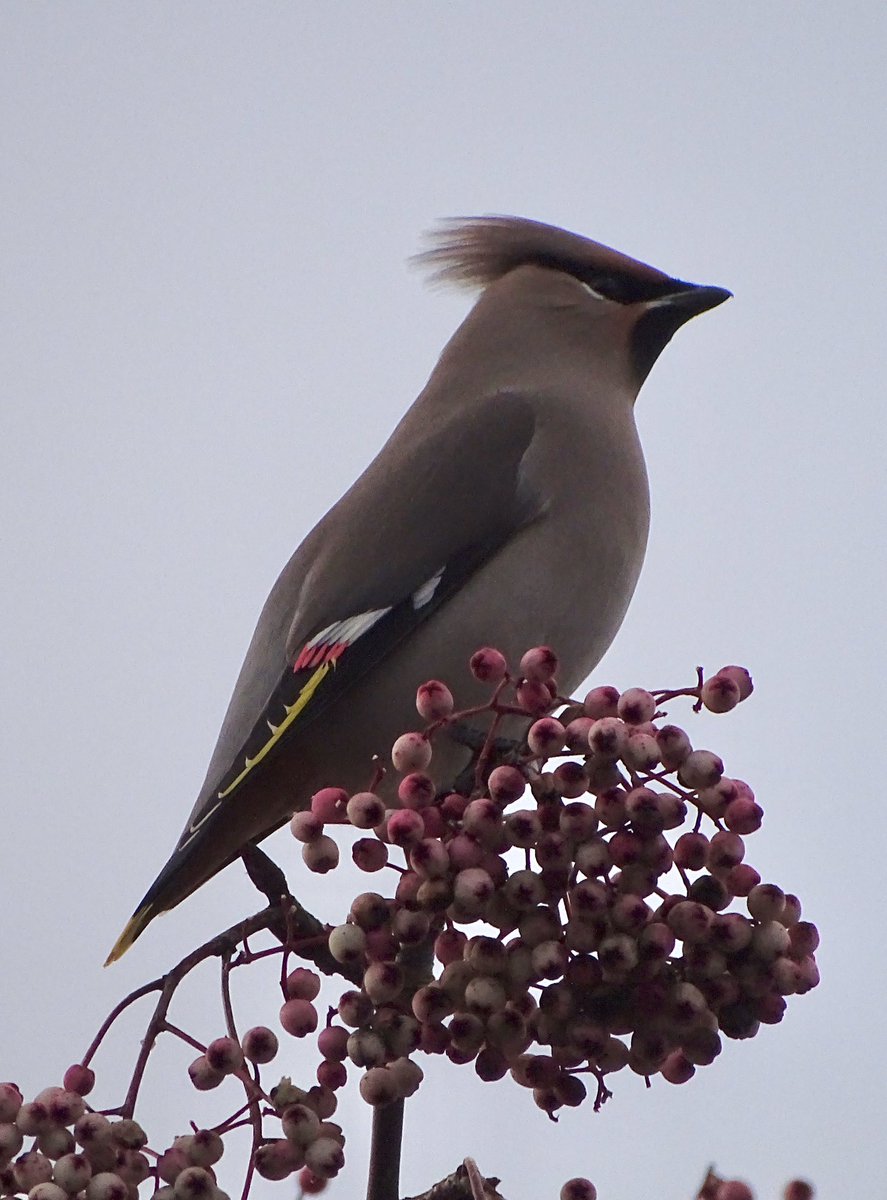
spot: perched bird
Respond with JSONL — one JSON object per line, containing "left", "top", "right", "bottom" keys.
{"left": 106, "top": 216, "right": 730, "bottom": 963}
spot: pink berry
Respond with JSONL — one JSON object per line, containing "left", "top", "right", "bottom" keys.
{"left": 440, "top": 792, "right": 469, "bottom": 821}
{"left": 73, "top": 1112, "right": 111, "bottom": 1146}
{"left": 254, "top": 1140, "right": 301, "bottom": 1181}
{"left": 715, "top": 1182, "right": 753, "bottom": 1200}
{"left": 583, "top": 686, "right": 620, "bottom": 719}
{"left": 0, "top": 1084, "right": 22, "bottom": 1124}
{"left": 527, "top": 717, "right": 566, "bottom": 757}
{"left": 115, "top": 1150, "right": 149, "bottom": 1185}
{"left": 38, "top": 1127, "right": 75, "bottom": 1159}
{"left": 656, "top": 724, "right": 692, "bottom": 768}
{"left": 311, "top": 787, "right": 349, "bottom": 822}
{"left": 553, "top": 761, "right": 589, "bottom": 798}
{"left": 84, "top": 1174, "right": 127, "bottom": 1200}
{"left": 302, "top": 835, "right": 339, "bottom": 873}
{"left": 516, "top": 678, "right": 555, "bottom": 714}
{"left": 16, "top": 1101, "right": 51, "bottom": 1136}
{"left": 470, "top": 646, "right": 508, "bottom": 682}
{"left": 558, "top": 801, "right": 597, "bottom": 840}
{"left": 789, "top": 922, "right": 820, "bottom": 956}
{"left": 796, "top": 956, "right": 820, "bottom": 992}
{"left": 364, "top": 963, "right": 404, "bottom": 1006}
{"left": 387, "top": 808, "right": 424, "bottom": 847}
{"left": 452, "top": 868, "right": 494, "bottom": 916}
{"left": 387, "top": 1057, "right": 423, "bottom": 1098}
{"left": 304, "top": 1136, "right": 344, "bottom": 1179}
{"left": 560, "top": 1179, "right": 597, "bottom": 1200}
{"left": 701, "top": 674, "right": 741, "bottom": 713}
{"left": 284, "top": 967, "right": 321, "bottom": 1001}
{"left": 173, "top": 1166, "right": 217, "bottom": 1200}
{"left": 707, "top": 830, "right": 745, "bottom": 871}
{"left": 391, "top": 732, "right": 433, "bottom": 773}
{"left": 346, "top": 791, "right": 386, "bottom": 829}
{"left": 187, "top": 1056, "right": 224, "bottom": 1092}
{"left": 717, "top": 664, "right": 754, "bottom": 700}
{"left": 638, "top": 922, "right": 676, "bottom": 963}
{"left": 503, "top": 809, "right": 540, "bottom": 849}
{"left": 520, "top": 645, "right": 559, "bottom": 683}
{"left": 598, "top": 933, "right": 638, "bottom": 977}
{"left": 677, "top": 749, "right": 724, "bottom": 790}
{"left": 588, "top": 717, "right": 629, "bottom": 759}
{"left": 487, "top": 765, "right": 526, "bottom": 805}
{"left": 279, "top": 999, "right": 318, "bottom": 1038}
{"left": 14, "top": 1151, "right": 53, "bottom": 1191}
{"left": 62, "top": 1066, "right": 95, "bottom": 1098}
{"left": 747, "top": 883, "right": 786, "bottom": 922}
{"left": 158, "top": 1145, "right": 190, "bottom": 1185}
{"left": 29, "top": 1184, "right": 68, "bottom": 1200}
{"left": 674, "top": 831, "right": 709, "bottom": 870}
{"left": 783, "top": 1181, "right": 814, "bottom": 1200}
{"left": 622, "top": 731, "right": 660, "bottom": 771}
{"left": 617, "top": 687, "right": 656, "bottom": 725}
{"left": 0, "top": 1123, "right": 23, "bottom": 1160}
{"left": 724, "top": 797, "right": 763, "bottom": 834}
{"left": 434, "top": 928, "right": 467, "bottom": 965}
{"left": 188, "top": 1130, "right": 223, "bottom": 1169}
{"left": 416, "top": 679, "right": 455, "bottom": 720}
{"left": 358, "top": 1067, "right": 399, "bottom": 1107}
{"left": 780, "top": 894, "right": 803, "bottom": 926}
{"left": 298, "top": 1166, "right": 328, "bottom": 1194}
{"left": 667, "top": 901, "right": 713, "bottom": 943}
{"left": 397, "top": 772, "right": 436, "bottom": 809}
{"left": 281, "top": 1104, "right": 320, "bottom": 1148}
{"left": 462, "top": 798, "right": 503, "bottom": 846}
{"left": 290, "top": 811, "right": 323, "bottom": 843}
{"left": 625, "top": 787, "right": 667, "bottom": 834}
{"left": 504, "top": 869, "right": 546, "bottom": 910}
{"left": 710, "top": 912, "right": 753, "bottom": 955}
{"left": 109, "top": 1119, "right": 146, "bottom": 1150}
{"left": 350, "top": 892, "right": 388, "bottom": 926}
{"left": 410, "top": 837, "right": 450, "bottom": 879}
{"left": 205, "top": 1036, "right": 244, "bottom": 1074}
{"left": 447, "top": 832, "right": 485, "bottom": 870}
{"left": 317, "top": 1059, "right": 347, "bottom": 1090}
{"left": 564, "top": 716, "right": 595, "bottom": 751}
{"left": 725, "top": 863, "right": 761, "bottom": 896}
{"left": 53, "top": 1153, "right": 92, "bottom": 1193}
{"left": 352, "top": 838, "right": 388, "bottom": 871}
{"left": 327, "top": 924, "right": 366, "bottom": 965}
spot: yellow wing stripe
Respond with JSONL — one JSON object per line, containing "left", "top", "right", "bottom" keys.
{"left": 217, "top": 661, "right": 332, "bottom": 800}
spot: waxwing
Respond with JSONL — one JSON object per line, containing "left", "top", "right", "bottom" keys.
{"left": 106, "top": 216, "right": 729, "bottom": 962}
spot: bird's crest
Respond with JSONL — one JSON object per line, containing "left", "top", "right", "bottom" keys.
{"left": 414, "top": 215, "right": 689, "bottom": 304}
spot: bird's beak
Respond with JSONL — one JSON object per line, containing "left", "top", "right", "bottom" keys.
{"left": 630, "top": 283, "right": 732, "bottom": 383}
{"left": 652, "top": 283, "right": 733, "bottom": 318}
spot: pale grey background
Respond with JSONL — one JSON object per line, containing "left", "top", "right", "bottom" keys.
{"left": 3, "top": 6, "right": 885, "bottom": 1199}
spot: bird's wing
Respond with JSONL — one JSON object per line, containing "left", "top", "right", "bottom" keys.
{"left": 180, "top": 390, "right": 540, "bottom": 850}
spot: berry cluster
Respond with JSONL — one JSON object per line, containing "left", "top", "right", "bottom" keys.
{"left": 287, "top": 649, "right": 819, "bottom": 1124}
{"left": 186, "top": 1014, "right": 345, "bottom": 1187}
{"left": 0, "top": 1076, "right": 222, "bottom": 1200}
{"left": 2, "top": 648, "right": 819, "bottom": 1200}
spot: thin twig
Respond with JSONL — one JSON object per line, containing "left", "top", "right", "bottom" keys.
{"left": 81, "top": 978, "right": 164, "bottom": 1067}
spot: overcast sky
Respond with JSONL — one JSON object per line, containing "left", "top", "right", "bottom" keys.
{"left": 3, "top": 6, "right": 886, "bottom": 1200}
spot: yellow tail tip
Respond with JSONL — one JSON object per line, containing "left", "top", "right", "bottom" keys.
{"left": 104, "top": 905, "right": 154, "bottom": 966}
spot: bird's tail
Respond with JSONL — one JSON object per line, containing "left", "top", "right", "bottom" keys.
{"left": 104, "top": 902, "right": 157, "bottom": 965}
